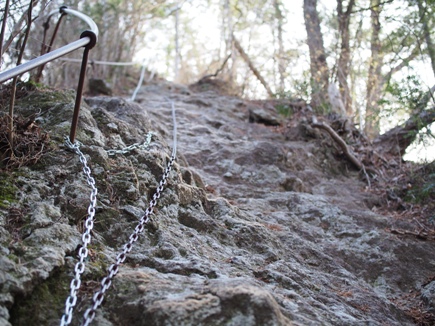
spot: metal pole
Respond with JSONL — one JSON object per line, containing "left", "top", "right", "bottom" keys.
{"left": 0, "top": 7, "right": 98, "bottom": 84}
{"left": 0, "top": 6, "right": 99, "bottom": 145}
{"left": 69, "top": 46, "right": 91, "bottom": 143}
{"left": 0, "top": 38, "right": 90, "bottom": 83}
{"left": 131, "top": 63, "right": 147, "bottom": 102}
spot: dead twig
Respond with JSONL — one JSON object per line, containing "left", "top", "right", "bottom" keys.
{"left": 8, "top": 0, "right": 35, "bottom": 153}
{"left": 200, "top": 54, "right": 231, "bottom": 80}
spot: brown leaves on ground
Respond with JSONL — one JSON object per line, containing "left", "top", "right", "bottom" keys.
{"left": 372, "top": 161, "right": 435, "bottom": 228}
{"left": 0, "top": 114, "right": 51, "bottom": 169}
{"left": 391, "top": 284, "right": 435, "bottom": 326}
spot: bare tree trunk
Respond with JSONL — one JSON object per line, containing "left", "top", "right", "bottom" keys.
{"left": 303, "top": 0, "right": 329, "bottom": 110}
{"left": 2, "top": 0, "right": 39, "bottom": 56}
{"left": 375, "top": 105, "right": 435, "bottom": 157}
{"left": 365, "top": 0, "right": 383, "bottom": 139}
{"left": 0, "top": 0, "right": 11, "bottom": 68}
{"left": 233, "top": 36, "right": 274, "bottom": 97}
{"left": 274, "top": 0, "right": 285, "bottom": 94}
{"left": 174, "top": 4, "right": 180, "bottom": 82}
{"left": 337, "top": 0, "right": 355, "bottom": 115}
{"left": 222, "top": 0, "right": 236, "bottom": 81}
{"left": 416, "top": 0, "right": 435, "bottom": 78}
{"left": 352, "top": 14, "right": 365, "bottom": 126}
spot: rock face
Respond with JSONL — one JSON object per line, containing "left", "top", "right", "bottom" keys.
{"left": 0, "top": 82, "right": 434, "bottom": 325}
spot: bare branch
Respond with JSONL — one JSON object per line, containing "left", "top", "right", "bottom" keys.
{"left": 351, "top": 0, "right": 394, "bottom": 14}
{"left": 0, "top": 0, "right": 11, "bottom": 65}
{"left": 233, "top": 35, "right": 274, "bottom": 97}
{"left": 201, "top": 54, "right": 232, "bottom": 80}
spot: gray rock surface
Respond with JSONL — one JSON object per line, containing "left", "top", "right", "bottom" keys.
{"left": 0, "top": 82, "right": 434, "bottom": 325}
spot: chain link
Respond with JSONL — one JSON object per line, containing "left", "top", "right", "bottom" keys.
{"left": 61, "top": 137, "right": 99, "bottom": 326}
{"left": 106, "top": 132, "right": 154, "bottom": 156}
{"left": 60, "top": 100, "right": 176, "bottom": 325}
{"left": 81, "top": 99, "right": 177, "bottom": 325}
{"left": 81, "top": 153, "right": 176, "bottom": 326}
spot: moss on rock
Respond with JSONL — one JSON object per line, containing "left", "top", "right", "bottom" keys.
{"left": 9, "top": 268, "right": 70, "bottom": 325}
{"left": 0, "top": 172, "right": 18, "bottom": 209}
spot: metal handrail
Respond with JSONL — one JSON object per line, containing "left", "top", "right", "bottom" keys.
{"left": 0, "top": 38, "right": 89, "bottom": 83}
{"left": 0, "top": 6, "right": 99, "bottom": 142}
{"left": 0, "top": 7, "right": 98, "bottom": 83}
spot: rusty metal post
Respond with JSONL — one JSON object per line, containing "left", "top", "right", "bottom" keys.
{"left": 69, "top": 30, "right": 97, "bottom": 143}
{"left": 69, "top": 47, "right": 90, "bottom": 143}
{"left": 0, "top": 6, "right": 99, "bottom": 145}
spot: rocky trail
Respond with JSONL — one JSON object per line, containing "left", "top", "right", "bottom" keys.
{"left": 0, "top": 80, "right": 434, "bottom": 325}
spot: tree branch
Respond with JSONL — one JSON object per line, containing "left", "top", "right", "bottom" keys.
{"left": 201, "top": 54, "right": 231, "bottom": 80}
{"left": 374, "top": 85, "right": 435, "bottom": 157}
{"left": 233, "top": 35, "right": 274, "bottom": 97}
{"left": 351, "top": 0, "right": 394, "bottom": 14}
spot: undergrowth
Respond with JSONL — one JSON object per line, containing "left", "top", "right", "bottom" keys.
{"left": 0, "top": 83, "right": 52, "bottom": 169}
{"left": 0, "top": 114, "right": 51, "bottom": 169}
{"left": 406, "top": 161, "right": 435, "bottom": 221}
{"left": 407, "top": 162, "right": 435, "bottom": 202}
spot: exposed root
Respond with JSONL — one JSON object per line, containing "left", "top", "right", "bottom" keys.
{"left": 311, "top": 116, "right": 363, "bottom": 170}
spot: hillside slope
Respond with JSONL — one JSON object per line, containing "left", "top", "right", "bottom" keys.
{"left": 0, "top": 81, "right": 434, "bottom": 325}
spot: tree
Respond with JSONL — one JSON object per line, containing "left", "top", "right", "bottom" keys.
{"left": 363, "top": 0, "right": 424, "bottom": 139}
{"left": 273, "top": 0, "right": 285, "bottom": 94}
{"left": 233, "top": 35, "right": 274, "bottom": 97}
{"left": 336, "top": 0, "right": 356, "bottom": 115}
{"left": 375, "top": 84, "right": 435, "bottom": 156}
{"left": 303, "top": 0, "right": 330, "bottom": 110}
{"left": 173, "top": 2, "right": 181, "bottom": 82}
{"left": 222, "top": 0, "right": 236, "bottom": 82}
{"left": 365, "top": 0, "right": 383, "bottom": 139}
{"left": 0, "top": 0, "right": 11, "bottom": 68}
{"left": 415, "top": 0, "right": 435, "bottom": 78}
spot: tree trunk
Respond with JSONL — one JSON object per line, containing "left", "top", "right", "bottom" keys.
{"left": 352, "top": 15, "right": 365, "bottom": 127}
{"left": 233, "top": 36, "right": 274, "bottom": 97}
{"left": 374, "top": 84, "right": 435, "bottom": 157}
{"left": 174, "top": 5, "right": 180, "bottom": 82}
{"left": 223, "top": 0, "right": 236, "bottom": 81}
{"left": 375, "top": 108, "right": 435, "bottom": 157}
{"left": 416, "top": 0, "right": 435, "bottom": 78}
{"left": 337, "top": 0, "right": 355, "bottom": 115}
{"left": 274, "top": 0, "right": 285, "bottom": 94}
{"left": 365, "top": 0, "right": 383, "bottom": 139}
{"left": 303, "top": 0, "right": 329, "bottom": 110}
{"left": 0, "top": 0, "right": 11, "bottom": 68}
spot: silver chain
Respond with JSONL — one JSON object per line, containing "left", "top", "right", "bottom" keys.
{"left": 106, "top": 132, "right": 154, "bottom": 156}
{"left": 61, "top": 137, "right": 99, "bottom": 326}
{"left": 81, "top": 153, "right": 176, "bottom": 326}
{"left": 59, "top": 100, "right": 177, "bottom": 325}
{"left": 82, "top": 100, "right": 177, "bottom": 325}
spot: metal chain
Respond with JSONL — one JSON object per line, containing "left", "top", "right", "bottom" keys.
{"left": 82, "top": 100, "right": 177, "bottom": 325}
{"left": 106, "top": 132, "right": 154, "bottom": 156}
{"left": 61, "top": 137, "right": 99, "bottom": 326}
{"left": 81, "top": 153, "right": 176, "bottom": 325}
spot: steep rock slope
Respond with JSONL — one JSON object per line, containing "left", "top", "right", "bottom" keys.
{"left": 0, "top": 82, "right": 434, "bottom": 325}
